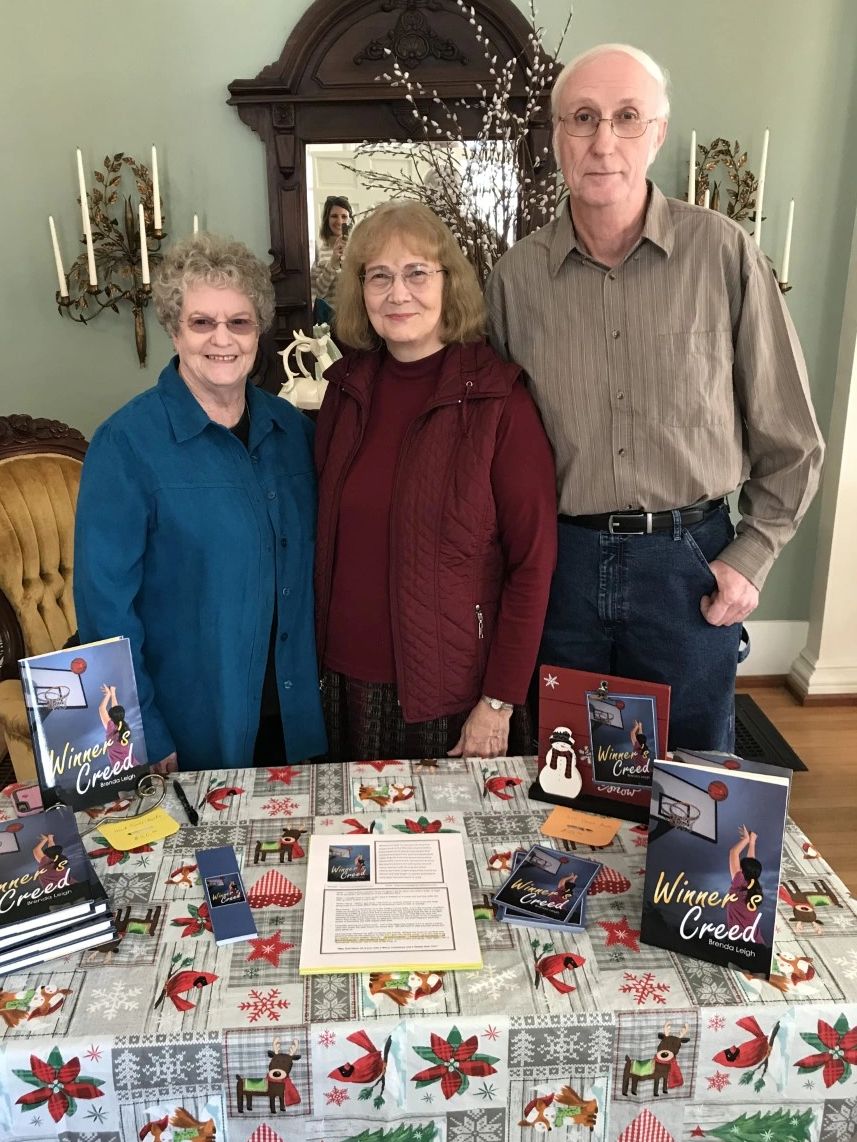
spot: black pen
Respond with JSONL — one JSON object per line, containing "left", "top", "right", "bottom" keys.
{"left": 173, "top": 779, "right": 199, "bottom": 826}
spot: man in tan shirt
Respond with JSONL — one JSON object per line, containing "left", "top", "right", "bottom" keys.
{"left": 485, "top": 44, "right": 824, "bottom": 751}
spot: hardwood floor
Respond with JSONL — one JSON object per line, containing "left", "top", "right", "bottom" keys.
{"left": 744, "top": 684, "right": 857, "bottom": 893}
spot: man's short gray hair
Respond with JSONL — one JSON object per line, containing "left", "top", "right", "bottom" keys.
{"left": 152, "top": 233, "right": 276, "bottom": 336}
{"left": 551, "top": 43, "right": 671, "bottom": 119}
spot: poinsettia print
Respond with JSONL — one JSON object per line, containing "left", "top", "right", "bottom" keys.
{"left": 171, "top": 901, "right": 212, "bottom": 937}
{"left": 88, "top": 835, "right": 154, "bottom": 866}
{"left": 795, "top": 1013, "right": 857, "bottom": 1087}
{"left": 13, "top": 1046, "right": 104, "bottom": 1122}
{"left": 392, "top": 816, "right": 454, "bottom": 834}
{"left": 411, "top": 1026, "right": 499, "bottom": 1099}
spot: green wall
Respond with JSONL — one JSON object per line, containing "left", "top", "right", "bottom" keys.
{"left": 3, "top": 0, "right": 856, "bottom": 621}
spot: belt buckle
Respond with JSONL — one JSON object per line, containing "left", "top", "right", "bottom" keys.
{"left": 607, "top": 513, "right": 622, "bottom": 534}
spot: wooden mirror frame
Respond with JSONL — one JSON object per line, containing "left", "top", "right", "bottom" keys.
{"left": 228, "top": 0, "right": 556, "bottom": 346}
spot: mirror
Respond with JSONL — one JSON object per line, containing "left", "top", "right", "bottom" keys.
{"left": 229, "top": 0, "right": 555, "bottom": 347}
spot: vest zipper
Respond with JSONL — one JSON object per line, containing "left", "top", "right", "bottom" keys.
{"left": 475, "top": 604, "right": 484, "bottom": 639}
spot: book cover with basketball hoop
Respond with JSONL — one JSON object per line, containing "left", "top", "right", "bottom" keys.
{"left": 531, "top": 665, "right": 671, "bottom": 823}
{"left": 19, "top": 637, "right": 150, "bottom": 811}
{"left": 639, "top": 755, "right": 791, "bottom": 978}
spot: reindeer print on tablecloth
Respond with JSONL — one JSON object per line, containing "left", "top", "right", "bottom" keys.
{"left": 779, "top": 878, "right": 842, "bottom": 932}
{"left": 236, "top": 1036, "right": 301, "bottom": 1113}
{"left": 622, "top": 1021, "right": 690, "bottom": 1096}
{"left": 518, "top": 1084, "right": 599, "bottom": 1132}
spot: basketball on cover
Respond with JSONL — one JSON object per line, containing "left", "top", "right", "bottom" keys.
{"left": 707, "top": 780, "right": 728, "bottom": 801}
{"left": 70, "top": 657, "right": 87, "bottom": 674}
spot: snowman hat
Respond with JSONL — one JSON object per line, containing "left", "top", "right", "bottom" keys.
{"left": 549, "top": 726, "right": 575, "bottom": 746}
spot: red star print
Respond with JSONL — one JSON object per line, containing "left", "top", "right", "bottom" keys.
{"left": 267, "top": 766, "right": 300, "bottom": 784}
{"left": 246, "top": 930, "right": 294, "bottom": 967}
{"left": 690, "top": 1127, "right": 706, "bottom": 1138}
{"left": 362, "top": 761, "right": 398, "bottom": 772}
{"left": 597, "top": 917, "right": 641, "bottom": 951}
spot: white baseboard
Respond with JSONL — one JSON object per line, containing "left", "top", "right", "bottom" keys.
{"left": 737, "top": 620, "right": 809, "bottom": 677}
{"left": 788, "top": 648, "right": 857, "bottom": 698}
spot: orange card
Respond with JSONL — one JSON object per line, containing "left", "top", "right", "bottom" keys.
{"left": 539, "top": 805, "right": 622, "bottom": 846}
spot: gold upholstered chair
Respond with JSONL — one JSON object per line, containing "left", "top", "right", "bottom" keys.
{"left": 0, "top": 414, "right": 87, "bottom": 782}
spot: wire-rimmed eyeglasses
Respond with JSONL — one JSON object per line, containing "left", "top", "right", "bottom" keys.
{"left": 556, "top": 113, "right": 658, "bottom": 139}
{"left": 183, "top": 317, "right": 259, "bottom": 336}
{"left": 360, "top": 267, "right": 446, "bottom": 294}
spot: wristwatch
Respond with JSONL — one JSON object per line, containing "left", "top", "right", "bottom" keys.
{"left": 482, "top": 695, "right": 513, "bottom": 712}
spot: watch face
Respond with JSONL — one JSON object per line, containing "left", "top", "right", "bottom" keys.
{"left": 489, "top": 698, "right": 502, "bottom": 710}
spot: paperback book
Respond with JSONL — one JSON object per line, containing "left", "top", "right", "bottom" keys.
{"left": 640, "top": 754, "right": 791, "bottom": 978}
{"left": 492, "top": 845, "right": 601, "bottom": 933}
{"left": 19, "top": 637, "right": 150, "bottom": 810}
{"left": 196, "top": 845, "right": 256, "bottom": 946}
{"left": 531, "top": 664, "right": 671, "bottom": 823}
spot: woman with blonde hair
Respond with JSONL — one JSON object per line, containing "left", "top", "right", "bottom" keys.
{"left": 315, "top": 200, "right": 557, "bottom": 761}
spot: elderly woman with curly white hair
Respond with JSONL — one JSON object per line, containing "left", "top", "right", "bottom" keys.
{"left": 74, "top": 233, "right": 327, "bottom": 772}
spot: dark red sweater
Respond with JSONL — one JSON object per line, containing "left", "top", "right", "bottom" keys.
{"left": 315, "top": 341, "right": 557, "bottom": 720}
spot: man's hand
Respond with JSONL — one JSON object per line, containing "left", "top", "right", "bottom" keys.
{"left": 448, "top": 702, "right": 511, "bottom": 759}
{"left": 700, "top": 559, "right": 759, "bottom": 626}
{"left": 151, "top": 752, "right": 178, "bottom": 775}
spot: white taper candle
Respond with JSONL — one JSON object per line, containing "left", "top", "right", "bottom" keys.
{"left": 755, "top": 129, "right": 770, "bottom": 247}
{"left": 48, "top": 216, "right": 68, "bottom": 297}
{"left": 138, "top": 203, "right": 150, "bottom": 285}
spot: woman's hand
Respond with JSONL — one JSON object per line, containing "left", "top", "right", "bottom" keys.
{"left": 151, "top": 753, "right": 178, "bottom": 775}
{"left": 448, "top": 702, "right": 511, "bottom": 759}
{"left": 332, "top": 236, "right": 347, "bottom": 263}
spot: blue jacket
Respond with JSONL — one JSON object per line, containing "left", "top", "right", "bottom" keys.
{"left": 74, "top": 358, "right": 327, "bottom": 770}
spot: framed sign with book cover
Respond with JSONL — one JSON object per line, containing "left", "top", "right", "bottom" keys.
{"left": 19, "top": 637, "right": 150, "bottom": 811}
{"left": 530, "top": 664, "right": 670, "bottom": 823}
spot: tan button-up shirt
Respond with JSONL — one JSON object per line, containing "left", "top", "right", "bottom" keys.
{"left": 485, "top": 183, "right": 824, "bottom": 588}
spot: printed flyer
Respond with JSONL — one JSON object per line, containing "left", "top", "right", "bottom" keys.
{"left": 299, "top": 833, "right": 482, "bottom": 975}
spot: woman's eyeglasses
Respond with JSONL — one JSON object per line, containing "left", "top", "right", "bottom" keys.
{"left": 184, "top": 317, "right": 259, "bottom": 335}
{"left": 360, "top": 267, "right": 446, "bottom": 293}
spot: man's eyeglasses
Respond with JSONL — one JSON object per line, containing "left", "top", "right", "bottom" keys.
{"left": 360, "top": 267, "right": 446, "bottom": 293}
{"left": 183, "top": 317, "right": 259, "bottom": 335}
{"left": 556, "top": 112, "right": 658, "bottom": 139}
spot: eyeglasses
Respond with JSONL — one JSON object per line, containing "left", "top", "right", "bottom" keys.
{"left": 557, "top": 112, "right": 658, "bottom": 139}
{"left": 183, "top": 317, "right": 259, "bottom": 336}
{"left": 360, "top": 267, "right": 446, "bottom": 293}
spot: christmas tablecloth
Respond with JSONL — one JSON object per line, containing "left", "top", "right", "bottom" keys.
{"left": 1, "top": 757, "right": 855, "bottom": 1142}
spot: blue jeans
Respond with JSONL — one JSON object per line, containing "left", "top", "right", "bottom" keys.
{"left": 540, "top": 504, "right": 746, "bottom": 753}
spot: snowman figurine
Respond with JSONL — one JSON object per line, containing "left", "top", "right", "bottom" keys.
{"left": 539, "top": 726, "right": 582, "bottom": 800}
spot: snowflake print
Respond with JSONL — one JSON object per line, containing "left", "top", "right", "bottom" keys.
{"left": 88, "top": 979, "right": 142, "bottom": 1020}
{"left": 321, "top": 818, "right": 334, "bottom": 826}
{"left": 476, "top": 1082, "right": 497, "bottom": 1100}
{"left": 708, "top": 1015, "right": 726, "bottom": 1032}
{"left": 483, "top": 1025, "right": 500, "bottom": 1041}
{"left": 445, "top": 815, "right": 457, "bottom": 823}
{"left": 261, "top": 796, "right": 299, "bottom": 817}
{"left": 84, "top": 1104, "right": 108, "bottom": 1123}
{"left": 707, "top": 1070, "right": 731, "bottom": 1091}
{"left": 466, "top": 962, "right": 520, "bottom": 1000}
{"left": 238, "top": 987, "right": 291, "bottom": 1023}
{"left": 544, "top": 673, "right": 559, "bottom": 689}
{"left": 619, "top": 970, "right": 670, "bottom": 1006}
{"left": 83, "top": 1045, "right": 103, "bottom": 1063}
{"left": 832, "top": 949, "right": 857, "bottom": 981}
{"left": 422, "top": 1092, "right": 434, "bottom": 1104}
{"left": 318, "top": 1029, "right": 337, "bottom": 1048}
{"left": 325, "top": 1085, "right": 350, "bottom": 1106}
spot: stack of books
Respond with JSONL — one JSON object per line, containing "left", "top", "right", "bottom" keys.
{"left": 0, "top": 804, "right": 115, "bottom": 975}
{"left": 492, "top": 843, "right": 602, "bottom": 933}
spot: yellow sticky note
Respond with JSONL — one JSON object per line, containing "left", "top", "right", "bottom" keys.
{"left": 539, "top": 805, "right": 623, "bottom": 846}
{"left": 100, "top": 806, "right": 181, "bottom": 850}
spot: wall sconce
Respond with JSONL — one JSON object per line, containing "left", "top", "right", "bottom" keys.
{"left": 48, "top": 148, "right": 166, "bottom": 366}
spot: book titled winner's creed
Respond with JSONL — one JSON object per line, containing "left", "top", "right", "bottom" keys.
{"left": 640, "top": 754, "right": 791, "bottom": 978}
{"left": 19, "top": 637, "right": 150, "bottom": 810}
{"left": 531, "top": 664, "right": 670, "bottom": 823}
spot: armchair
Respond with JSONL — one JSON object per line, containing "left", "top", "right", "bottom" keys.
{"left": 0, "top": 414, "right": 87, "bottom": 782}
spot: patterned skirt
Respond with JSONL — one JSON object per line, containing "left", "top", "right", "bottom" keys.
{"left": 321, "top": 670, "right": 533, "bottom": 763}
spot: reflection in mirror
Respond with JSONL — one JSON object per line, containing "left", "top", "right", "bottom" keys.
{"left": 306, "top": 140, "right": 523, "bottom": 309}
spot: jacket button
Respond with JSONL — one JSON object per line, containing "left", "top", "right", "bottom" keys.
{"left": 281, "top": 538, "right": 288, "bottom": 547}
{"left": 283, "top": 680, "right": 293, "bottom": 690}
{"left": 267, "top": 491, "right": 276, "bottom": 500}
{"left": 280, "top": 632, "right": 289, "bottom": 642}
{"left": 282, "top": 587, "right": 290, "bottom": 597}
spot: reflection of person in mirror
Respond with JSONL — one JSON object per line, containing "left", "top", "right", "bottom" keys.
{"left": 99, "top": 683, "right": 134, "bottom": 766}
{"left": 311, "top": 196, "right": 353, "bottom": 318}
{"left": 314, "top": 200, "right": 557, "bottom": 763}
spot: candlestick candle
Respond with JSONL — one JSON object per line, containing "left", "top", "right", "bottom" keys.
{"left": 138, "top": 203, "right": 150, "bottom": 285}
{"left": 755, "top": 128, "right": 770, "bottom": 247}
{"left": 75, "top": 148, "right": 98, "bottom": 286}
{"left": 703, "top": 188, "right": 710, "bottom": 210}
{"left": 151, "top": 145, "right": 162, "bottom": 232}
{"left": 688, "top": 129, "right": 697, "bottom": 203}
{"left": 781, "top": 199, "right": 795, "bottom": 283}
{"left": 193, "top": 214, "right": 199, "bottom": 235}
{"left": 48, "top": 216, "right": 68, "bottom": 297}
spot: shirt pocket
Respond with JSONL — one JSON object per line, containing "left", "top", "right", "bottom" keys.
{"left": 653, "top": 331, "right": 734, "bottom": 428}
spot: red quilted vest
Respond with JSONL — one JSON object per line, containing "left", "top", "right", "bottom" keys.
{"left": 315, "top": 341, "right": 523, "bottom": 722}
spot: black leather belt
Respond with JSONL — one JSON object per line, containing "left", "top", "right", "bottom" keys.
{"left": 560, "top": 499, "right": 724, "bottom": 535}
